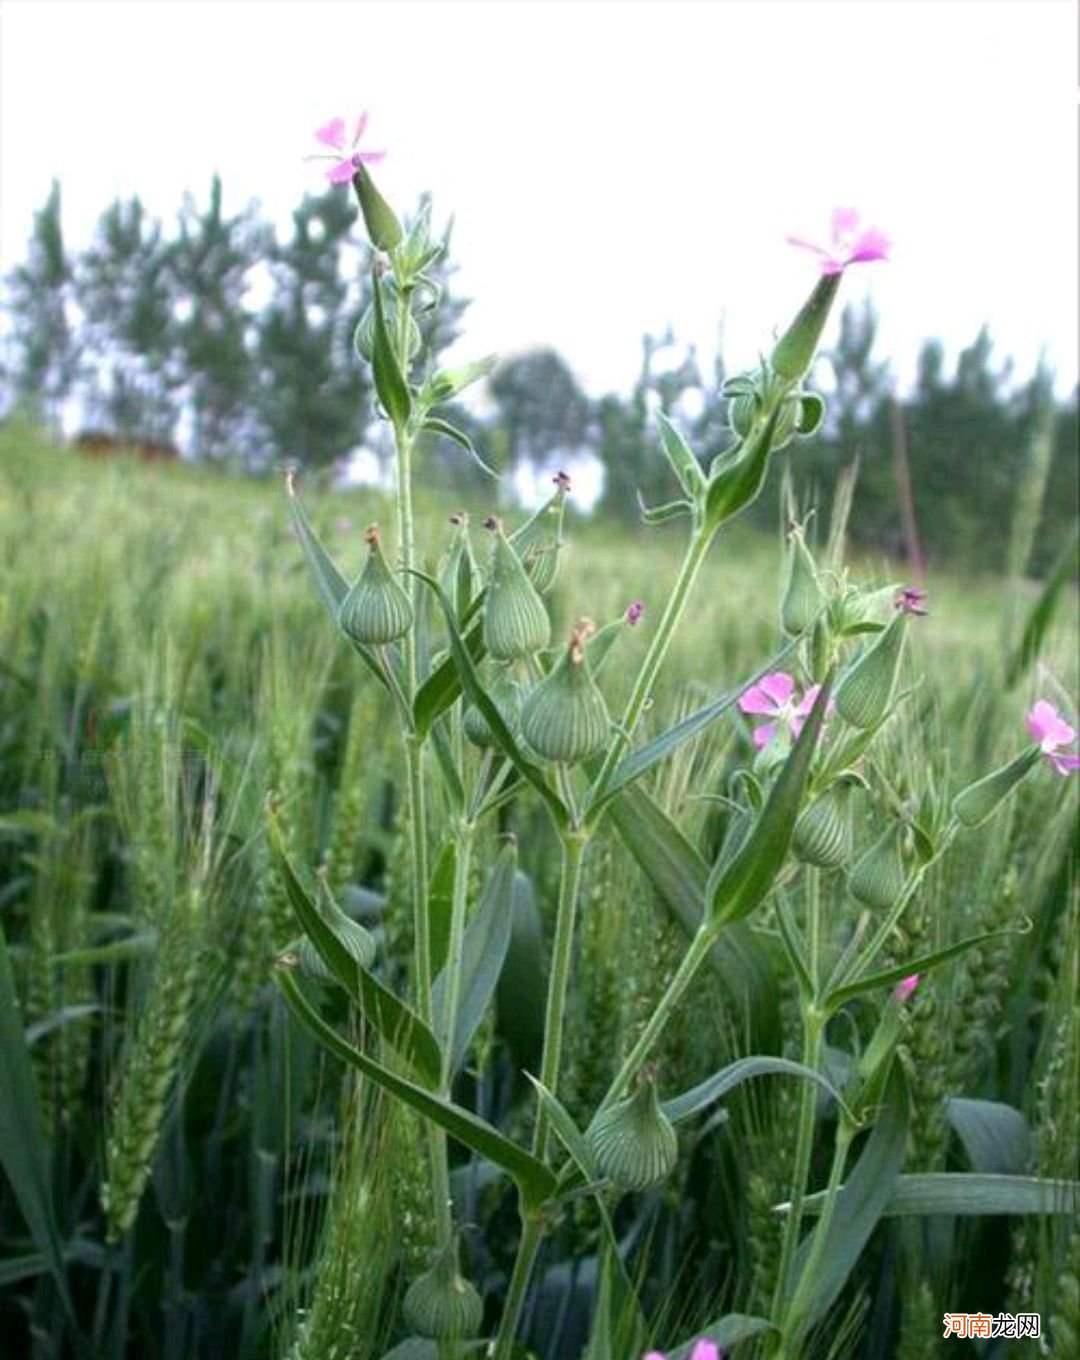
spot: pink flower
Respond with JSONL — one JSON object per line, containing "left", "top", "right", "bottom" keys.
{"left": 739, "top": 672, "right": 825, "bottom": 750}
{"left": 1026, "top": 700, "right": 1080, "bottom": 776}
{"left": 626, "top": 601, "right": 645, "bottom": 626}
{"left": 895, "top": 586, "right": 928, "bottom": 616}
{"left": 644, "top": 1343, "right": 722, "bottom": 1360}
{"left": 893, "top": 974, "right": 919, "bottom": 1003}
{"left": 787, "top": 208, "right": 891, "bottom": 276}
{"left": 312, "top": 114, "right": 385, "bottom": 186}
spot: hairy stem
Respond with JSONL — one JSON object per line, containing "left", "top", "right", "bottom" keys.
{"left": 772, "top": 1004, "right": 825, "bottom": 1318}
{"left": 492, "top": 1212, "right": 546, "bottom": 1360}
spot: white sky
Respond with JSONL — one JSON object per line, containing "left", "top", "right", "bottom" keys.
{"left": 1, "top": 0, "right": 1077, "bottom": 402}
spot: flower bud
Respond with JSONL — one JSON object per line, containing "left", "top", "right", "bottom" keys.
{"left": 354, "top": 300, "right": 421, "bottom": 364}
{"left": 847, "top": 822, "right": 907, "bottom": 910}
{"left": 771, "top": 272, "right": 842, "bottom": 381}
{"left": 352, "top": 161, "right": 402, "bottom": 251}
{"left": 464, "top": 670, "right": 522, "bottom": 748}
{"left": 793, "top": 779, "right": 855, "bottom": 870}
{"left": 337, "top": 525, "right": 414, "bottom": 646}
{"left": 402, "top": 1245, "right": 483, "bottom": 1340}
{"left": 520, "top": 620, "right": 611, "bottom": 764}
{"left": 834, "top": 610, "right": 909, "bottom": 729}
{"left": 508, "top": 470, "right": 569, "bottom": 595}
{"left": 587, "top": 1076, "right": 678, "bottom": 1192}
{"left": 482, "top": 519, "right": 551, "bottom": 660}
{"left": 952, "top": 747, "right": 1041, "bottom": 829}
{"left": 781, "top": 524, "right": 825, "bottom": 636}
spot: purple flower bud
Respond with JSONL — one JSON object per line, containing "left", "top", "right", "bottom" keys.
{"left": 895, "top": 587, "right": 928, "bottom": 616}
{"left": 893, "top": 974, "right": 919, "bottom": 1003}
{"left": 626, "top": 601, "right": 645, "bottom": 626}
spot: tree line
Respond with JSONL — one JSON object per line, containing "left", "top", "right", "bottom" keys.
{"left": 1, "top": 181, "right": 1075, "bottom": 573}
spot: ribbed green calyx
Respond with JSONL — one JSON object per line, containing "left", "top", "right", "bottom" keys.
{"left": 952, "top": 746, "right": 1042, "bottom": 829}
{"left": 835, "top": 609, "right": 909, "bottom": 729}
{"left": 848, "top": 822, "right": 908, "bottom": 910}
{"left": 521, "top": 620, "right": 611, "bottom": 764}
{"left": 793, "top": 779, "right": 855, "bottom": 870}
{"left": 483, "top": 519, "right": 551, "bottom": 660}
{"left": 337, "top": 525, "right": 414, "bottom": 646}
{"left": 587, "top": 1075, "right": 678, "bottom": 1191}
{"left": 354, "top": 299, "right": 421, "bottom": 364}
{"left": 402, "top": 1243, "right": 483, "bottom": 1340}
{"left": 771, "top": 271, "right": 842, "bottom": 380}
{"left": 509, "top": 472, "right": 569, "bottom": 594}
{"left": 729, "top": 371, "right": 802, "bottom": 449}
{"left": 782, "top": 523, "right": 825, "bottom": 636}
{"left": 464, "top": 668, "right": 521, "bottom": 748}
{"left": 351, "top": 161, "right": 402, "bottom": 251}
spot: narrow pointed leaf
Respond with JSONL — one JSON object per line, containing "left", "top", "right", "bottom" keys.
{"left": 663, "top": 1055, "right": 851, "bottom": 1126}
{"left": 413, "top": 616, "right": 486, "bottom": 739}
{"left": 945, "top": 1098, "right": 1032, "bottom": 1175}
{"left": 637, "top": 493, "right": 693, "bottom": 525}
{"left": 432, "top": 842, "right": 518, "bottom": 1073}
{"left": 526, "top": 1074, "right": 600, "bottom": 1182}
{"left": 421, "top": 417, "right": 499, "bottom": 479}
{"left": 371, "top": 268, "right": 412, "bottom": 431}
{"left": 426, "top": 843, "right": 457, "bottom": 982}
{"left": 799, "top": 1173, "right": 1079, "bottom": 1218}
{"left": 657, "top": 411, "right": 707, "bottom": 495}
{"left": 670, "top": 1316, "right": 776, "bottom": 1358}
{"left": 276, "top": 968, "right": 556, "bottom": 1210}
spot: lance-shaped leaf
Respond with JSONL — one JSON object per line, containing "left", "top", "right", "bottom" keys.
{"left": 669, "top": 1316, "right": 777, "bottom": 1358}
{"left": 800, "top": 1173, "right": 1079, "bottom": 1218}
{"left": 945, "top": 1098, "right": 1032, "bottom": 1176}
{"left": 825, "top": 921, "right": 1031, "bottom": 1014}
{"left": 704, "top": 404, "right": 783, "bottom": 530}
{"left": 413, "top": 613, "right": 486, "bottom": 739}
{"left": 420, "top": 417, "right": 498, "bottom": 479}
{"left": 432, "top": 842, "right": 518, "bottom": 1073}
{"left": 413, "top": 571, "right": 568, "bottom": 829}
{"left": 371, "top": 268, "right": 412, "bottom": 431}
{"left": 636, "top": 492, "right": 693, "bottom": 525}
{"left": 706, "top": 674, "right": 833, "bottom": 926}
{"left": 269, "top": 815, "right": 442, "bottom": 1087}
{"left": 662, "top": 1055, "right": 853, "bottom": 1127}
{"left": 782, "top": 1063, "right": 909, "bottom": 1334}
{"left": 657, "top": 411, "right": 707, "bottom": 496}
{"left": 496, "top": 871, "right": 547, "bottom": 1074}
{"left": 526, "top": 1074, "right": 600, "bottom": 1184}
{"left": 277, "top": 967, "right": 556, "bottom": 1211}
{"left": 426, "top": 843, "right": 457, "bottom": 982}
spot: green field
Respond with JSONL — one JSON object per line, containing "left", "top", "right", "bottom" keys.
{"left": 0, "top": 422, "right": 1076, "bottom": 1360}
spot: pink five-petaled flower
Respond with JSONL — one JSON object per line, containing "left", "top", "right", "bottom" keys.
{"left": 626, "top": 601, "right": 645, "bottom": 626}
{"left": 787, "top": 208, "right": 891, "bottom": 276}
{"left": 644, "top": 1343, "right": 723, "bottom": 1360}
{"left": 312, "top": 114, "right": 385, "bottom": 186}
{"left": 739, "top": 672, "right": 824, "bottom": 751}
{"left": 895, "top": 586, "right": 928, "bottom": 616}
{"left": 893, "top": 974, "right": 920, "bottom": 1004}
{"left": 1026, "top": 700, "right": 1080, "bottom": 776}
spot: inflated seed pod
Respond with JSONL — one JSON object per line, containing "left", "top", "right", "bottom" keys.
{"left": 730, "top": 384, "right": 801, "bottom": 448}
{"left": 793, "top": 780, "right": 854, "bottom": 870}
{"left": 354, "top": 300, "right": 422, "bottom": 363}
{"left": 834, "top": 609, "right": 909, "bottom": 730}
{"left": 520, "top": 620, "right": 611, "bottom": 764}
{"left": 402, "top": 1245, "right": 483, "bottom": 1340}
{"left": 781, "top": 524, "right": 825, "bottom": 636}
{"left": 508, "top": 470, "right": 570, "bottom": 594}
{"left": 952, "top": 747, "right": 1041, "bottom": 829}
{"left": 482, "top": 518, "right": 551, "bottom": 660}
{"left": 295, "top": 877, "right": 378, "bottom": 984}
{"left": 464, "top": 669, "right": 521, "bottom": 748}
{"left": 337, "top": 525, "right": 413, "bottom": 646}
{"left": 587, "top": 1076, "right": 678, "bottom": 1192}
{"left": 847, "top": 823, "right": 908, "bottom": 910}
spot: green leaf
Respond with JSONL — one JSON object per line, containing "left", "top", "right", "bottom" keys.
{"left": 371, "top": 268, "right": 412, "bottom": 431}
{"left": 637, "top": 493, "right": 693, "bottom": 525}
{"left": 413, "top": 616, "right": 486, "bottom": 739}
{"left": 581, "top": 1220, "right": 648, "bottom": 1360}
{"left": 1006, "top": 522, "right": 1078, "bottom": 687}
{"left": 825, "top": 922, "right": 1030, "bottom": 1013}
{"left": 0, "top": 919, "right": 72, "bottom": 1313}
{"left": 426, "top": 843, "right": 457, "bottom": 982}
{"left": 783, "top": 1064, "right": 909, "bottom": 1333}
{"left": 495, "top": 871, "right": 547, "bottom": 1073}
{"left": 420, "top": 417, "right": 499, "bottom": 479}
{"left": 412, "top": 571, "right": 567, "bottom": 829}
{"left": 525, "top": 1074, "right": 600, "bottom": 1182}
{"left": 663, "top": 1055, "right": 851, "bottom": 1126}
{"left": 945, "top": 1098, "right": 1032, "bottom": 1175}
{"left": 269, "top": 814, "right": 442, "bottom": 1087}
{"left": 432, "top": 842, "right": 518, "bottom": 1074}
{"left": 276, "top": 968, "right": 556, "bottom": 1210}
{"left": 796, "top": 394, "right": 825, "bottom": 436}
{"left": 704, "top": 404, "right": 783, "bottom": 530}
{"left": 669, "top": 1315, "right": 777, "bottom": 1358}
{"left": 423, "top": 354, "right": 499, "bottom": 404}
{"left": 25, "top": 1004, "right": 100, "bottom": 1046}
{"left": 707, "top": 674, "right": 834, "bottom": 925}
{"left": 657, "top": 411, "right": 707, "bottom": 496}
{"left": 51, "top": 932, "right": 157, "bottom": 967}
{"left": 800, "top": 1173, "right": 1079, "bottom": 1218}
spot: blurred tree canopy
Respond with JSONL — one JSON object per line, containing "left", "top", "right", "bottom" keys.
{"left": 1, "top": 181, "right": 1075, "bottom": 573}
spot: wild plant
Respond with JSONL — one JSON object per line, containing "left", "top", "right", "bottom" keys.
{"left": 275, "top": 121, "right": 1079, "bottom": 1360}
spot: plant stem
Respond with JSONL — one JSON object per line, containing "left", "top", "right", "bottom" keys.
{"left": 492, "top": 1212, "right": 546, "bottom": 1360}
{"left": 438, "top": 819, "right": 475, "bottom": 1090}
{"left": 531, "top": 830, "right": 588, "bottom": 1159}
{"left": 596, "top": 923, "right": 716, "bottom": 1116}
{"left": 782, "top": 1117, "right": 855, "bottom": 1339}
{"left": 587, "top": 522, "right": 716, "bottom": 811}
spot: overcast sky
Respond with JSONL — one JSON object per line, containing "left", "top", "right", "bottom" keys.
{"left": 1, "top": 0, "right": 1076, "bottom": 403}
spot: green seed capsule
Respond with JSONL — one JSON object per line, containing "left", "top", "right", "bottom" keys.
{"left": 402, "top": 1245, "right": 483, "bottom": 1340}
{"left": 952, "top": 746, "right": 1041, "bottom": 829}
{"left": 520, "top": 620, "right": 611, "bottom": 764}
{"left": 835, "top": 610, "right": 909, "bottom": 730}
{"left": 294, "top": 879, "right": 378, "bottom": 984}
{"left": 793, "top": 780, "right": 854, "bottom": 870}
{"left": 847, "top": 823, "right": 908, "bottom": 910}
{"left": 464, "top": 670, "right": 521, "bottom": 748}
{"left": 337, "top": 525, "right": 414, "bottom": 646}
{"left": 781, "top": 524, "right": 825, "bottom": 636}
{"left": 354, "top": 300, "right": 421, "bottom": 364}
{"left": 508, "top": 471, "right": 569, "bottom": 595}
{"left": 587, "top": 1076, "right": 678, "bottom": 1192}
{"left": 483, "top": 519, "right": 551, "bottom": 660}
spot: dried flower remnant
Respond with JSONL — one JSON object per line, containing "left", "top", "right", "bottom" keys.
{"left": 787, "top": 207, "right": 891, "bottom": 275}
{"left": 626, "top": 600, "right": 645, "bottom": 626}
{"left": 312, "top": 113, "right": 386, "bottom": 184}
{"left": 895, "top": 586, "right": 929, "bottom": 616}
{"left": 739, "top": 671, "right": 824, "bottom": 750}
{"left": 1026, "top": 700, "right": 1080, "bottom": 775}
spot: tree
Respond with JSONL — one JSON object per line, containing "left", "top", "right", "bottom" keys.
{"left": 2, "top": 181, "right": 79, "bottom": 429}
{"left": 488, "top": 348, "right": 592, "bottom": 475}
